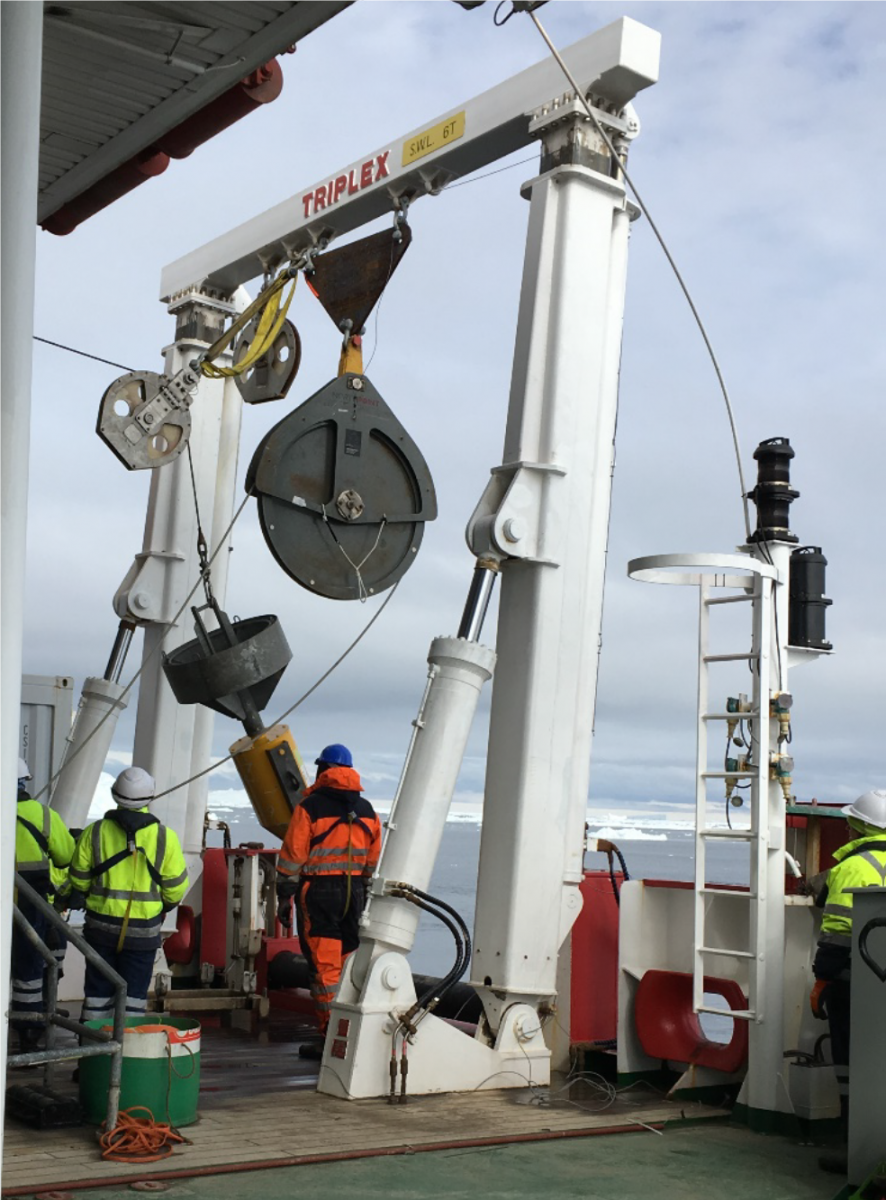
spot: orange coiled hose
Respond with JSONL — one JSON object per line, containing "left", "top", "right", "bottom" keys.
{"left": 99, "top": 1106, "right": 186, "bottom": 1163}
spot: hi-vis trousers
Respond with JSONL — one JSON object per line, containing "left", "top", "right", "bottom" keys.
{"left": 297, "top": 875, "right": 365, "bottom": 1032}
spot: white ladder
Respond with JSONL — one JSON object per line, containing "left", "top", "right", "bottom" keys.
{"left": 693, "top": 570, "right": 774, "bottom": 1024}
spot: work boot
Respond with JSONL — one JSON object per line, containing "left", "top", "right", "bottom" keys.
{"left": 298, "top": 1039, "right": 325, "bottom": 1060}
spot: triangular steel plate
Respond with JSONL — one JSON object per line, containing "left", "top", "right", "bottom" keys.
{"left": 307, "top": 224, "right": 412, "bottom": 334}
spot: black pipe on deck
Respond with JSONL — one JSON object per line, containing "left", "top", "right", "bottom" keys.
{"left": 267, "top": 952, "right": 482, "bottom": 1023}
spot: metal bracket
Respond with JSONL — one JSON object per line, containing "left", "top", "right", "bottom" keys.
{"left": 528, "top": 93, "right": 634, "bottom": 139}
{"left": 466, "top": 461, "right": 565, "bottom": 564}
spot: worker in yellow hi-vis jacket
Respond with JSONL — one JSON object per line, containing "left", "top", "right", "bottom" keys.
{"left": 13, "top": 757, "right": 75, "bottom": 1051}
{"left": 70, "top": 767, "right": 188, "bottom": 1023}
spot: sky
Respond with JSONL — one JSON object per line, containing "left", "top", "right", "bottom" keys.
{"left": 24, "top": 1, "right": 886, "bottom": 836}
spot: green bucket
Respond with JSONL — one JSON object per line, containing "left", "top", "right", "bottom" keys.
{"left": 79, "top": 1014, "right": 201, "bottom": 1127}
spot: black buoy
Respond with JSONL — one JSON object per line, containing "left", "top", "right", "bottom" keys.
{"left": 748, "top": 437, "right": 799, "bottom": 543}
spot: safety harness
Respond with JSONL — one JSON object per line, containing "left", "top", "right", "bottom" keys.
{"left": 309, "top": 809, "right": 373, "bottom": 917}
{"left": 16, "top": 815, "right": 50, "bottom": 856}
{"left": 15, "top": 806, "right": 52, "bottom": 893}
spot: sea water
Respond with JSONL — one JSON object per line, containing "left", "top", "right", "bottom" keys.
{"left": 207, "top": 803, "right": 750, "bottom": 975}
{"left": 209, "top": 801, "right": 745, "bottom": 1041}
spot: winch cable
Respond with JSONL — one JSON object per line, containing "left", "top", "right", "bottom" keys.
{"left": 33, "top": 336, "right": 135, "bottom": 373}
{"left": 31, "top": 489, "right": 253, "bottom": 805}
{"left": 524, "top": 9, "right": 752, "bottom": 543}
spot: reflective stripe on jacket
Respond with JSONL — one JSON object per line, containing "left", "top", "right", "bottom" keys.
{"left": 49, "top": 862, "right": 71, "bottom": 902}
{"left": 277, "top": 766, "right": 381, "bottom": 880}
{"left": 814, "top": 832, "right": 886, "bottom": 982}
{"left": 15, "top": 797, "right": 75, "bottom": 885}
{"left": 819, "top": 834, "right": 886, "bottom": 946}
{"left": 70, "top": 809, "right": 188, "bottom": 944}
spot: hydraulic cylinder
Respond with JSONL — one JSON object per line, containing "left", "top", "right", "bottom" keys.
{"left": 360, "top": 636, "right": 495, "bottom": 956}
{"left": 50, "top": 677, "right": 128, "bottom": 827}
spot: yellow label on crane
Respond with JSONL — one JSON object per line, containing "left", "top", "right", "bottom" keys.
{"left": 402, "top": 111, "right": 466, "bottom": 167}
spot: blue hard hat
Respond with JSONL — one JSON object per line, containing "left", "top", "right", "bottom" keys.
{"left": 315, "top": 743, "right": 353, "bottom": 768}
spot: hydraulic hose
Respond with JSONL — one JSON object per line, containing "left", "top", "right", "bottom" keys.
{"left": 396, "top": 884, "right": 472, "bottom": 949}
{"left": 397, "top": 884, "right": 472, "bottom": 996}
{"left": 594, "top": 840, "right": 631, "bottom": 907}
{"left": 386, "top": 885, "right": 473, "bottom": 1108}
{"left": 389, "top": 889, "right": 467, "bottom": 1011}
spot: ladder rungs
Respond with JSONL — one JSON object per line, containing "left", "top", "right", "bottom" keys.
{"left": 699, "top": 946, "right": 755, "bottom": 960}
{"left": 698, "top": 887, "right": 754, "bottom": 898}
{"left": 703, "top": 653, "right": 758, "bottom": 663}
{"left": 702, "top": 712, "right": 760, "bottom": 721}
{"left": 697, "top": 1004, "right": 755, "bottom": 1021}
{"left": 699, "top": 829, "right": 754, "bottom": 840}
{"left": 704, "top": 594, "right": 753, "bottom": 606}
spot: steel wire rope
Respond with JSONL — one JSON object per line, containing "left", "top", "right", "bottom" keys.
{"left": 524, "top": 10, "right": 752, "bottom": 542}
{"left": 363, "top": 228, "right": 397, "bottom": 376}
{"left": 440, "top": 154, "right": 538, "bottom": 193}
{"left": 33, "top": 336, "right": 135, "bottom": 373}
{"left": 32, "top": 490, "right": 254, "bottom": 804}
{"left": 151, "top": 580, "right": 401, "bottom": 799}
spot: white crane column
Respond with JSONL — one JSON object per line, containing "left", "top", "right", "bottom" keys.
{"left": 470, "top": 118, "right": 634, "bottom": 1029}
{"left": 1, "top": 0, "right": 44, "bottom": 1142}
{"left": 744, "top": 537, "right": 793, "bottom": 1120}
{"left": 114, "top": 293, "right": 245, "bottom": 869}
{"left": 182, "top": 368, "right": 245, "bottom": 858}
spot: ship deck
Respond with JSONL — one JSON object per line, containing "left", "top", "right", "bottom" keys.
{"left": 3, "top": 1008, "right": 840, "bottom": 1199}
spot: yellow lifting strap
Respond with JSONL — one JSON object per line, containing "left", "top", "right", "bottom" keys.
{"left": 337, "top": 335, "right": 364, "bottom": 378}
{"left": 200, "top": 270, "right": 298, "bottom": 380}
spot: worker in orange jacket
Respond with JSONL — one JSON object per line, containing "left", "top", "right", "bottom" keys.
{"left": 276, "top": 744, "right": 381, "bottom": 1057}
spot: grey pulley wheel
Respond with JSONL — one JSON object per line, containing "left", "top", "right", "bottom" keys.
{"left": 246, "top": 371, "right": 437, "bottom": 600}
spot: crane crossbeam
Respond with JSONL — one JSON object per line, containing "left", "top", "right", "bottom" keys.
{"left": 160, "top": 17, "right": 659, "bottom": 300}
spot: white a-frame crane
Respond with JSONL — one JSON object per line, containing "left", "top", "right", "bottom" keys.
{"left": 149, "top": 16, "right": 661, "bottom": 1097}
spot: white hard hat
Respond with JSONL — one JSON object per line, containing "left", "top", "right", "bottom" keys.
{"left": 842, "top": 789, "right": 886, "bottom": 831}
{"left": 17, "top": 757, "right": 32, "bottom": 781}
{"left": 111, "top": 766, "right": 156, "bottom": 809}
